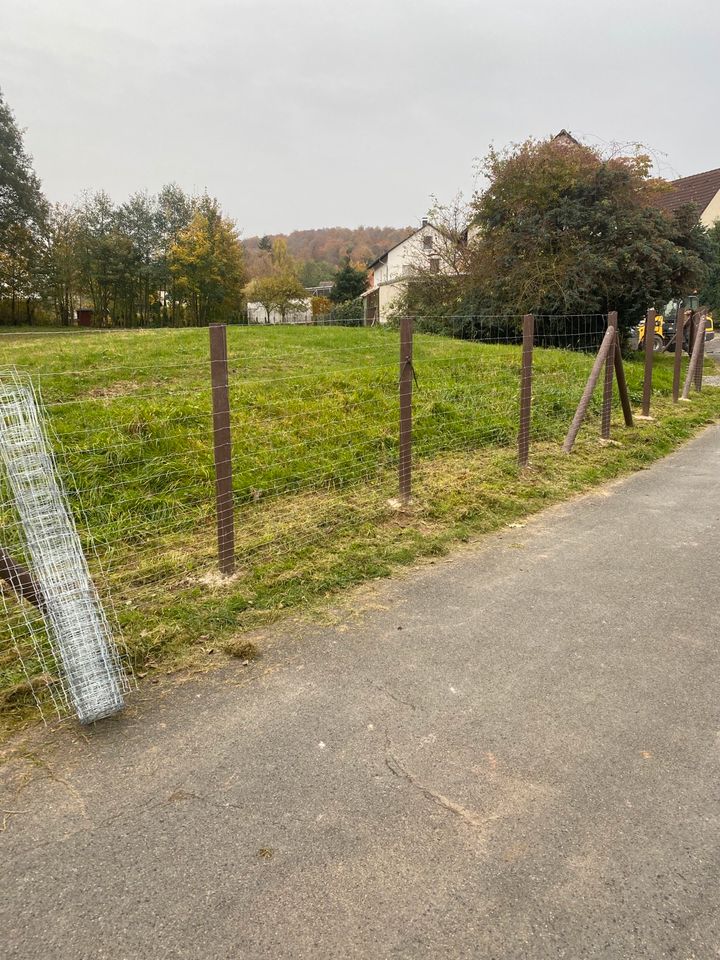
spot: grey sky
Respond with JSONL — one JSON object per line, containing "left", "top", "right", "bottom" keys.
{"left": 4, "top": 0, "right": 719, "bottom": 237}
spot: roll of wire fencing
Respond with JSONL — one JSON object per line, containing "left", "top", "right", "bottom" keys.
{"left": 0, "top": 370, "right": 129, "bottom": 724}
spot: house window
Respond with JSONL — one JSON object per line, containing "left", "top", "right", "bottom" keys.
{"left": 423, "top": 235, "right": 433, "bottom": 250}
{"left": 429, "top": 257, "right": 440, "bottom": 274}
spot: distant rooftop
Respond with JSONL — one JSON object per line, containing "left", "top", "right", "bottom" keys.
{"left": 551, "top": 129, "right": 582, "bottom": 148}
{"left": 653, "top": 168, "right": 720, "bottom": 216}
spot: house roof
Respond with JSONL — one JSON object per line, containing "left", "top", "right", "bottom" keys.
{"left": 551, "top": 129, "right": 582, "bottom": 148}
{"left": 366, "top": 227, "right": 421, "bottom": 270}
{"left": 654, "top": 167, "right": 720, "bottom": 216}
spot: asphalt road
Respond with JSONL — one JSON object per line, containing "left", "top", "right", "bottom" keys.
{"left": 2, "top": 426, "right": 720, "bottom": 959}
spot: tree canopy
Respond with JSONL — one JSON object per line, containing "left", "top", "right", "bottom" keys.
{"left": 471, "top": 139, "right": 709, "bottom": 324}
{"left": 169, "top": 198, "right": 246, "bottom": 326}
{"left": 0, "top": 87, "right": 48, "bottom": 323}
{"left": 244, "top": 236, "right": 307, "bottom": 321}
{"left": 329, "top": 259, "right": 367, "bottom": 303}
{"left": 0, "top": 87, "right": 46, "bottom": 245}
{"left": 406, "top": 137, "right": 710, "bottom": 331}
{"left": 243, "top": 226, "right": 411, "bottom": 280}
{"left": 701, "top": 221, "right": 720, "bottom": 316}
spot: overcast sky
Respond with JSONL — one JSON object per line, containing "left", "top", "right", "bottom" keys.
{"left": 4, "top": 0, "right": 719, "bottom": 236}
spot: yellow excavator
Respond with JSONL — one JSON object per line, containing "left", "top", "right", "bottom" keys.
{"left": 636, "top": 298, "right": 714, "bottom": 353}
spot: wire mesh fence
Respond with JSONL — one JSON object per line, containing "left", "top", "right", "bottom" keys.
{"left": 0, "top": 311, "right": 710, "bottom": 725}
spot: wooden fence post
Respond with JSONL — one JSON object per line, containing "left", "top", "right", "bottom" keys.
{"left": 641, "top": 307, "right": 655, "bottom": 417}
{"left": 518, "top": 314, "right": 534, "bottom": 467}
{"left": 612, "top": 332, "right": 634, "bottom": 428}
{"left": 0, "top": 547, "right": 44, "bottom": 609}
{"left": 601, "top": 312, "right": 617, "bottom": 439}
{"left": 398, "top": 316, "right": 414, "bottom": 504}
{"left": 563, "top": 324, "right": 616, "bottom": 453}
{"left": 209, "top": 324, "right": 235, "bottom": 575}
{"left": 682, "top": 312, "right": 706, "bottom": 400}
{"left": 672, "top": 303, "right": 685, "bottom": 402}
{"left": 694, "top": 309, "right": 707, "bottom": 392}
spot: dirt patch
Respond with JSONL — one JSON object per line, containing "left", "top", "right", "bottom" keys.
{"left": 86, "top": 380, "right": 141, "bottom": 399}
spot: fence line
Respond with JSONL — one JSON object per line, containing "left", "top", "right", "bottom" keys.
{"left": 0, "top": 312, "right": 715, "bottom": 723}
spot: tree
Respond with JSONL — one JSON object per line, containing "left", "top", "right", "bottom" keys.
{"left": 245, "top": 270, "right": 308, "bottom": 322}
{"left": 311, "top": 295, "right": 333, "bottom": 318}
{"left": 299, "top": 259, "right": 335, "bottom": 287}
{"left": 0, "top": 88, "right": 47, "bottom": 323}
{"left": 330, "top": 258, "right": 367, "bottom": 303}
{"left": 0, "top": 224, "right": 40, "bottom": 324}
{"left": 168, "top": 197, "right": 246, "bottom": 325}
{"left": 0, "top": 87, "right": 47, "bottom": 248}
{"left": 461, "top": 137, "right": 709, "bottom": 330}
{"left": 75, "top": 191, "right": 131, "bottom": 325}
{"left": 118, "top": 191, "right": 162, "bottom": 325}
{"left": 43, "top": 204, "right": 82, "bottom": 325}
{"left": 156, "top": 183, "right": 197, "bottom": 323}
{"left": 701, "top": 221, "right": 720, "bottom": 316}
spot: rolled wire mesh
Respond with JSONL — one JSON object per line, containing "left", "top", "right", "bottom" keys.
{"left": 0, "top": 371, "right": 129, "bottom": 724}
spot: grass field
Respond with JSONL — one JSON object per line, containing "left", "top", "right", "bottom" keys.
{"left": 1, "top": 323, "right": 719, "bottom": 734}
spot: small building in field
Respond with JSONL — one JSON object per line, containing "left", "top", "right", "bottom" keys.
{"left": 246, "top": 299, "right": 312, "bottom": 325}
{"left": 654, "top": 168, "right": 720, "bottom": 228}
{"left": 361, "top": 220, "right": 448, "bottom": 324}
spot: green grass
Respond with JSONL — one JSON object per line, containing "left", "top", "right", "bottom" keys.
{"left": 1, "top": 323, "right": 718, "bottom": 735}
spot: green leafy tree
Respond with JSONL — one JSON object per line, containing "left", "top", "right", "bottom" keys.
{"left": 0, "top": 87, "right": 47, "bottom": 247}
{"left": 0, "top": 88, "right": 48, "bottom": 323}
{"left": 300, "top": 259, "right": 336, "bottom": 286}
{"left": 156, "top": 183, "right": 197, "bottom": 323}
{"left": 701, "top": 221, "right": 720, "bottom": 316}
{"left": 118, "top": 191, "right": 162, "bottom": 325}
{"left": 245, "top": 271, "right": 308, "bottom": 322}
{"left": 75, "top": 191, "right": 131, "bottom": 324}
{"left": 330, "top": 258, "right": 367, "bottom": 303}
{"left": 43, "top": 203, "right": 82, "bottom": 325}
{"left": 169, "top": 197, "right": 246, "bottom": 325}
{"left": 462, "top": 138, "right": 709, "bottom": 330}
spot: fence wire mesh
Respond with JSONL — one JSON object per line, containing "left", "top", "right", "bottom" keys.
{"left": 0, "top": 313, "right": 675, "bottom": 725}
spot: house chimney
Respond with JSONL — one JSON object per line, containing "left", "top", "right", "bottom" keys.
{"left": 421, "top": 217, "right": 429, "bottom": 228}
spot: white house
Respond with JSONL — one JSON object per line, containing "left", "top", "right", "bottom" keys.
{"left": 361, "top": 219, "right": 449, "bottom": 324}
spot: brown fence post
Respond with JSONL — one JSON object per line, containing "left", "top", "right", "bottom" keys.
{"left": 563, "top": 324, "right": 616, "bottom": 453}
{"left": 681, "top": 312, "right": 706, "bottom": 400}
{"left": 694, "top": 309, "right": 707, "bottom": 392}
{"left": 641, "top": 307, "right": 655, "bottom": 417}
{"left": 672, "top": 304, "right": 686, "bottom": 403}
{"left": 398, "top": 315, "right": 414, "bottom": 504}
{"left": 0, "top": 547, "right": 44, "bottom": 609}
{"left": 612, "top": 330, "right": 634, "bottom": 428}
{"left": 518, "top": 313, "right": 534, "bottom": 467}
{"left": 601, "top": 312, "right": 617, "bottom": 439}
{"left": 209, "top": 324, "right": 235, "bottom": 575}
{"left": 688, "top": 309, "right": 697, "bottom": 356}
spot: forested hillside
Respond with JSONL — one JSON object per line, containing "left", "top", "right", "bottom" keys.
{"left": 244, "top": 226, "right": 413, "bottom": 284}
